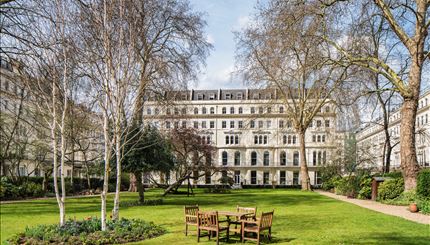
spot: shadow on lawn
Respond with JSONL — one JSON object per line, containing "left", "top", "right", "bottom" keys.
{"left": 348, "top": 232, "right": 430, "bottom": 245}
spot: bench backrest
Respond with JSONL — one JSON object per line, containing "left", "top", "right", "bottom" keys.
{"left": 259, "top": 210, "right": 274, "bottom": 229}
{"left": 237, "top": 205, "right": 257, "bottom": 216}
{"left": 197, "top": 211, "right": 218, "bottom": 228}
{"left": 184, "top": 205, "right": 199, "bottom": 223}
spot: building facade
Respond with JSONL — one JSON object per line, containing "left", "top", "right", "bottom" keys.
{"left": 143, "top": 89, "right": 339, "bottom": 187}
{"left": 356, "top": 91, "right": 430, "bottom": 170}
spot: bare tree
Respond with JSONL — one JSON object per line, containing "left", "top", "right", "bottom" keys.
{"left": 236, "top": 1, "right": 350, "bottom": 190}
{"left": 320, "top": 0, "right": 430, "bottom": 190}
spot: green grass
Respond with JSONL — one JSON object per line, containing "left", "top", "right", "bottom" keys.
{"left": 1, "top": 189, "right": 429, "bottom": 244}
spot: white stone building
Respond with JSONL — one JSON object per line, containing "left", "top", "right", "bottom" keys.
{"left": 143, "top": 89, "right": 339, "bottom": 187}
{"left": 356, "top": 91, "right": 430, "bottom": 171}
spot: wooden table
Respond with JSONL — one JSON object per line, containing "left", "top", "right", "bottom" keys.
{"left": 217, "top": 211, "right": 253, "bottom": 220}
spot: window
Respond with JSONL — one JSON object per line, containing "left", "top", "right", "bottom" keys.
{"left": 234, "top": 151, "right": 241, "bottom": 166}
{"left": 317, "top": 120, "right": 322, "bottom": 127}
{"left": 206, "top": 136, "right": 211, "bottom": 144}
{"left": 230, "top": 121, "right": 235, "bottom": 128}
{"left": 174, "top": 108, "right": 179, "bottom": 115}
{"left": 263, "top": 135, "right": 268, "bottom": 144}
{"left": 251, "top": 171, "right": 257, "bottom": 184}
{"left": 210, "top": 121, "right": 215, "bottom": 128}
{"left": 234, "top": 171, "right": 241, "bottom": 184}
{"left": 230, "top": 107, "right": 235, "bottom": 114}
{"left": 251, "top": 151, "right": 257, "bottom": 166}
{"left": 279, "top": 120, "right": 284, "bottom": 128}
{"left": 292, "top": 135, "right": 296, "bottom": 144}
{"left": 317, "top": 135, "right": 321, "bottom": 142}
{"left": 322, "top": 135, "right": 326, "bottom": 142}
{"left": 202, "top": 121, "right": 207, "bottom": 128}
{"left": 283, "top": 135, "right": 287, "bottom": 144}
{"left": 263, "top": 151, "right": 270, "bottom": 166}
{"left": 194, "top": 108, "right": 198, "bottom": 114}
{"left": 235, "top": 135, "right": 239, "bottom": 144}
{"left": 259, "top": 107, "right": 264, "bottom": 114}
{"left": 146, "top": 108, "right": 152, "bottom": 115}
{"left": 166, "top": 121, "right": 171, "bottom": 129}
{"left": 280, "top": 171, "right": 286, "bottom": 185}
{"left": 287, "top": 121, "right": 292, "bottom": 128}
{"left": 205, "top": 172, "right": 211, "bottom": 184}
{"left": 258, "top": 121, "right": 263, "bottom": 128}
{"left": 222, "top": 107, "right": 227, "bottom": 114}
{"left": 209, "top": 93, "right": 215, "bottom": 100}
{"left": 225, "top": 93, "right": 231, "bottom": 100}
{"left": 312, "top": 135, "right": 316, "bottom": 142}
{"left": 309, "top": 120, "right": 313, "bottom": 127}
{"left": 253, "top": 93, "right": 260, "bottom": 99}
{"left": 225, "top": 136, "right": 230, "bottom": 144}
{"left": 263, "top": 172, "right": 270, "bottom": 184}
{"left": 323, "top": 151, "right": 327, "bottom": 164}
{"left": 166, "top": 108, "right": 171, "bottom": 115}
{"left": 238, "top": 121, "right": 243, "bottom": 128}
{"left": 266, "top": 120, "right": 271, "bottom": 128}
{"left": 181, "top": 121, "right": 187, "bottom": 128}
{"left": 197, "top": 94, "right": 204, "bottom": 100}
{"left": 279, "top": 106, "right": 284, "bottom": 113}
{"left": 222, "top": 121, "right": 227, "bottom": 128}
{"left": 293, "top": 172, "right": 299, "bottom": 185}
{"left": 318, "top": 151, "right": 322, "bottom": 165}
{"left": 293, "top": 151, "right": 299, "bottom": 166}
{"left": 325, "top": 120, "right": 330, "bottom": 127}
{"left": 251, "top": 107, "right": 255, "bottom": 114}
{"left": 238, "top": 107, "right": 243, "bottom": 114}
{"left": 210, "top": 107, "right": 215, "bottom": 114}
{"left": 202, "top": 107, "right": 207, "bottom": 114}
{"left": 315, "top": 171, "right": 322, "bottom": 185}
{"left": 194, "top": 121, "right": 198, "bottom": 129}
{"left": 280, "top": 151, "right": 286, "bottom": 166}
{"left": 267, "top": 107, "right": 272, "bottom": 113}
{"left": 181, "top": 108, "right": 187, "bottom": 114}
{"left": 222, "top": 151, "right": 228, "bottom": 165}
{"left": 313, "top": 151, "right": 317, "bottom": 166}
{"left": 325, "top": 106, "right": 330, "bottom": 113}
{"left": 250, "top": 120, "right": 255, "bottom": 128}
{"left": 237, "top": 92, "right": 243, "bottom": 100}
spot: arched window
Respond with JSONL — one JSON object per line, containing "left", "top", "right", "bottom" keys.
{"left": 317, "top": 135, "right": 321, "bottom": 142}
{"left": 288, "top": 135, "right": 292, "bottom": 144}
{"left": 238, "top": 107, "right": 243, "bottom": 114}
{"left": 210, "top": 107, "right": 215, "bottom": 114}
{"left": 147, "top": 108, "right": 152, "bottom": 115}
{"left": 181, "top": 108, "right": 187, "bottom": 114}
{"left": 259, "top": 107, "right": 264, "bottom": 114}
{"left": 292, "top": 135, "right": 296, "bottom": 144}
{"left": 267, "top": 107, "right": 272, "bottom": 113}
{"left": 225, "top": 136, "right": 229, "bottom": 144}
{"left": 323, "top": 151, "right": 327, "bottom": 164}
{"left": 318, "top": 152, "right": 322, "bottom": 165}
{"left": 280, "top": 151, "right": 286, "bottom": 166}
{"left": 222, "top": 107, "right": 227, "bottom": 114}
{"left": 263, "top": 135, "right": 268, "bottom": 144}
{"left": 235, "top": 135, "right": 239, "bottom": 144}
{"left": 279, "top": 106, "right": 284, "bottom": 113}
{"left": 234, "top": 151, "right": 241, "bottom": 166}
{"left": 254, "top": 135, "right": 258, "bottom": 144}
{"left": 230, "top": 107, "right": 235, "bottom": 114}
{"left": 202, "top": 107, "right": 207, "bottom": 114}
{"left": 230, "top": 135, "right": 234, "bottom": 144}
{"left": 222, "top": 151, "right": 228, "bottom": 166}
{"left": 263, "top": 151, "right": 270, "bottom": 166}
{"left": 313, "top": 151, "right": 317, "bottom": 166}
{"left": 154, "top": 108, "right": 160, "bottom": 115}
{"left": 293, "top": 151, "right": 299, "bottom": 166}
{"left": 194, "top": 108, "right": 198, "bottom": 114}
{"left": 283, "top": 135, "right": 287, "bottom": 144}
{"left": 325, "top": 106, "right": 330, "bottom": 113}
{"left": 251, "top": 151, "right": 257, "bottom": 165}
{"left": 166, "top": 108, "right": 171, "bottom": 115}
{"left": 259, "top": 135, "right": 263, "bottom": 144}
{"left": 251, "top": 107, "right": 255, "bottom": 114}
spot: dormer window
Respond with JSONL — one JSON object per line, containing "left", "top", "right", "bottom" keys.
{"left": 197, "top": 94, "right": 204, "bottom": 100}
{"left": 237, "top": 93, "right": 243, "bottom": 100}
{"left": 209, "top": 93, "right": 215, "bottom": 100}
{"left": 225, "top": 93, "right": 231, "bottom": 100}
{"left": 265, "top": 93, "right": 272, "bottom": 99}
{"left": 253, "top": 93, "right": 260, "bottom": 99}
{"left": 181, "top": 94, "right": 187, "bottom": 100}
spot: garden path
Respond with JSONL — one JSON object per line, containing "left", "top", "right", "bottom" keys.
{"left": 316, "top": 190, "right": 430, "bottom": 225}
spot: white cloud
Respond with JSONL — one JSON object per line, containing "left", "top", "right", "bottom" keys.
{"left": 233, "top": 15, "right": 254, "bottom": 31}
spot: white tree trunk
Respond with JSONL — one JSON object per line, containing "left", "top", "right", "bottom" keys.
{"left": 112, "top": 131, "right": 122, "bottom": 220}
{"left": 101, "top": 92, "right": 110, "bottom": 231}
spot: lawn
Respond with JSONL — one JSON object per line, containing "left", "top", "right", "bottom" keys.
{"left": 1, "top": 189, "right": 429, "bottom": 244}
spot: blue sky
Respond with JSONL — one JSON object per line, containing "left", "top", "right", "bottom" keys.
{"left": 189, "top": 0, "right": 258, "bottom": 89}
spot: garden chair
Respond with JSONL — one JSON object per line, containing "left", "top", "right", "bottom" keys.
{"left": 229, "top": 205, "right": 257, "bottom": 234}
{"left": 197, "top": 211, "right": 229, "bottom": 245}
{"left": 184, "top": 205, "right": 199, "bottom": 236}
{"left": 241, "top": 210, "right": 274, "bottom": 245}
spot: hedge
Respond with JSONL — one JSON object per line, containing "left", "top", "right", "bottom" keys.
{"left": 417, "top": 169, "right": 430, "bottom": 199}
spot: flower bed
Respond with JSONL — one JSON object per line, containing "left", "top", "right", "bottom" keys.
{"left": 8, "top": 217, "right": 165, "bottom": 244}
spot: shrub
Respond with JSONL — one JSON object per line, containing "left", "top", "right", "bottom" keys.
{"left": 322, "top": 176, "right": 340, "bottom": 191}
{"left": 120, "top": 199, "right": 163, "bottom": 207}
{"left": 377, "top": 178, "right": 404, "bottom": 200}
{"left": 380, "top": 190, "right": 417, "bottom": 205}
{"left": 8, "top": 217, "right": 165, "bottom": 244}
{"left": 417, "top": 199, "right": 430, "bottom": 214}
{"left": 417, "top": 169, "right": 430, "bottom": 199}
{"left": 357, "top": 176, "right": 372, "bottom": 200}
